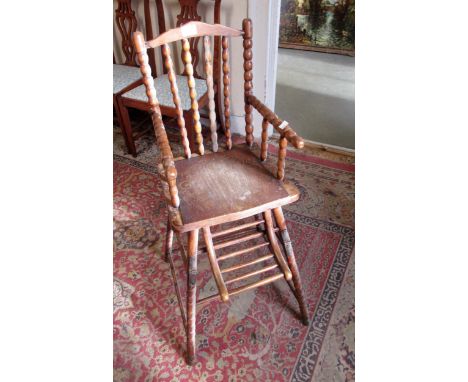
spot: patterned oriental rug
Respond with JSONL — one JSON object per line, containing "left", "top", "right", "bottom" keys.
{"left": 113, "top": 125, "right": 355, "bottom": 382}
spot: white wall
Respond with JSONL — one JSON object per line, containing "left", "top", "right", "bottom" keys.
{"left": 113, "top": 0, "right": 278, "bottom": 139}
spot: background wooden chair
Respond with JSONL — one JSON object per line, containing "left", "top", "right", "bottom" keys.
{"left": 117, "top": 0, "right": 223, "bottom": 156}
{"left": 113, "top": 0, "right": 145, "bottom": 152}
{"left": 133, "top": 19, "right": 309, "bottom": 365}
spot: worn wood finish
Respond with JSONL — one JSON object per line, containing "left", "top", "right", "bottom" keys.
{"left": 167, "top": 234, "right": 187, "bottom": 330}
{"left": 174, "top": 145, "right": 299, "bottom": 230}
{"left": 202, "top": 227, "right": 229, "bottom": 301}
{"left": 162, "top": 43, "right": 191, "bottom": 158}
{"left": 242, "top": 18, "right": 254, "bottom": 146}
{"left": 134, "top": 31, "right": 180, "bottom": 207}
{"left": 261, "top": 117, "right": 269, "bottom": 161}
{"left": 273, "top": 207, "right": 309, "bottom": 325}
{"left": 146, "top": 21, "right": 243, "bottom": 49}
{"left": 182, "top": 38, "right": 205, "bottom": 155}
{"left": 164, "top": 214, "right": 174, "bottom": 262}
{"left": 203, "top": 36, "right": 218, "bottom": 152}
{"left": 174, "top": 235, "right": 188, "bottom": 271}
{"left": 263, "top": 210, "right": 292, "bottom": 281}
{"left": 277, "top": 136, "right": 287, "bottom": 181}
{"left": 186, "top": 229, "right": 198, "bottom": 365}
{"left": 115, "top": 0, "right": 138, "bottom": 66}
{"left": 221, "top": 36, "right": 233, "bottom": 149}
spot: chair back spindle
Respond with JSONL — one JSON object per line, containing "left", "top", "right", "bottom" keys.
{"left": 162, "top": 43, "right": 192, "bottom": 158}
{"left": 133, "top": 31, "right": 180, "bottom": 207}
{"left": 203, "top": 36, "right": 218, "bottom": 152}
{"left": 261, "top": 117, "right": 269, "bottom": 161}
{"left": 221, "top": 36, "right": 232, "bottom": 149}
{"left": 242, "top": 18, "right": 254, "bottom": 147}
{"left": 182, "top": 38, "right": 205, "bottom": 155}
{"left": 133, "top": 22, "right": 247, "bottom": 201}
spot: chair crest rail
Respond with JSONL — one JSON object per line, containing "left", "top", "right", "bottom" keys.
{"left": 145, "top": 21, "right": 243, "bottom": 49}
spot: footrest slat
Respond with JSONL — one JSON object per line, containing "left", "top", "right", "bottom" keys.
{"left": 225, "top": 263, "right": 279, "bottom": 285}
{"left": 221, "top": 254, "right": 274, "bottom": 274}
{"left": 217, "top": 242, "right": 269, "bottom": 261}
{"left": 228, "top": 273, "right": 284, "bottom": 296}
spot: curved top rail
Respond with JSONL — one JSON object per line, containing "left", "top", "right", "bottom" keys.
{"left": 145, "top": 21, "right": 243, "bottom": 49}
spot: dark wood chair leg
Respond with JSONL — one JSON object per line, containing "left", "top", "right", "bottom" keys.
{"left": 272, "top": 207, "right": 310, "bottom": 325}
{"left": 186, "top": 229, "right": 199, "bottom": 365}
{"left": 114, "top": 95, "right": 132, "bottom": 151}
{"left": 183, "top": 110, "right": 197, "bottom": 154}
{"left": 164, "top": 215, "right": 174, "bottom": 262}
{"left": 255, "top": 213, "right": 265, "bottom": 232}
{"left": 117, "top": 98, "right": 137, "bottom": 157}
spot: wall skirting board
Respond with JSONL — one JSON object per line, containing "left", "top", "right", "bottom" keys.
{"left": 272, "top": 133, "right": 355, "bottom": 156}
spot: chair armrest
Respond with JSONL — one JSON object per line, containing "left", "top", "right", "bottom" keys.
{"left": 246, "top": 94, "right": 304, "bottom": 149}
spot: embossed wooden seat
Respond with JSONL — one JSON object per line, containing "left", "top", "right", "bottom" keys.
{"left": 133, "top": 19, "right": 309, "bottom": 365}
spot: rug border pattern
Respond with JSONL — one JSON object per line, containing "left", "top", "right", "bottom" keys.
{"left": 284, "top": 211, "right": 354, "bottom": 381}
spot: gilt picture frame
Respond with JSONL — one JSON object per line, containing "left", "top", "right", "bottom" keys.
{"left": 279, "top": 0, "right": 355, "bottom": 56}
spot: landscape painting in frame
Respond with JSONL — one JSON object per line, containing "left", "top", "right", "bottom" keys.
{"left": 280, "top": 0, "right": 355, "bottom": 55}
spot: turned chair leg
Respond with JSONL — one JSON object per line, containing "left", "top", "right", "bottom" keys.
{"left": 117, "top": 98, "right": 137, "bottom": 157}
{"left": 272, "top": 207, "right": 310, "bottom": 325}
{"left": 186, "top": 229, "right": 199, "bottom": 365}
{"left": 164, "top": 215, "right": 174, "bottom": 262}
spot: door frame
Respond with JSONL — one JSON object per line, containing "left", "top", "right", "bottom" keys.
{"left": 247, "top": 0, "right": 281, "bottom": 137}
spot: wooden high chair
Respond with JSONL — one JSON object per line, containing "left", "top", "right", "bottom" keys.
{"left": 133, "top": 19, "right": 309, "bottom": 365}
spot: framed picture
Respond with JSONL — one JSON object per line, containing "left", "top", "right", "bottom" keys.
{"left": 279, "top": 0, "right": 355, "bottom": 56}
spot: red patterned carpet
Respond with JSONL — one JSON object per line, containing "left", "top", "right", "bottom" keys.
{"left": 113, "top": 131, "right": 354, "bottom": 381}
